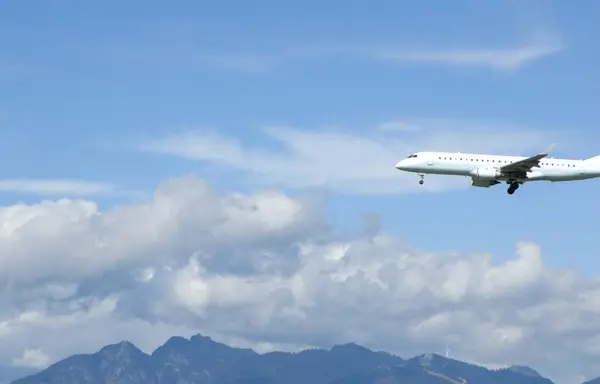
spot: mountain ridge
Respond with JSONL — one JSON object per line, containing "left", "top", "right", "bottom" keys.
{"left": 9, "top": 334, "right": 560, "bottom": 383}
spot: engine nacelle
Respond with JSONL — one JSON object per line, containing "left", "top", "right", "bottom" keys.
{"left": 471, "top": 178, "right": 500, "bottom": 188}
{"left": 470, "top": 167, "right": 501, "bottom": 180}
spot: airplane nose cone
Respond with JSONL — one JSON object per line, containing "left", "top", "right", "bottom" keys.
{"left": 395, "top": 161, "right": 406, "bottom": 170}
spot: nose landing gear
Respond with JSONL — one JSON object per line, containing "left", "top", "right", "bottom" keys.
{"left": 419, "top": 174, "right": 424, "bottom": 185}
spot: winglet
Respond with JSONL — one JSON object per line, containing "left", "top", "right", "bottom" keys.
{"left": 542, "top": 143, "right": 555, "bottom": 155}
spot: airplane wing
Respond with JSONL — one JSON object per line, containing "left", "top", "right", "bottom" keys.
{"left": 500, "top": 144, "right": 555, "bottom": 178}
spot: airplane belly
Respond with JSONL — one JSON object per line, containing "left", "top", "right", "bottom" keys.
{"left": 419, "top": 163, "right": 464, "bottom": 175}
{"left": 531, "top": 169, "right": 581, "bottom": 182}
{"left": 437, "top": 163, "right": 471, "bottom": 175}
{"left": 445, "top": 168, "right": 468, "bottom": 175}
{"left": 548, "top": 172, "right": 587, "bottom": 181}
{"left": 525, "top": 171, "right": 547, "bottom": 181}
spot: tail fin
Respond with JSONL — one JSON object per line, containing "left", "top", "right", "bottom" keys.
{"left": 542, "top": 143, "right": 555, "bottom": 155}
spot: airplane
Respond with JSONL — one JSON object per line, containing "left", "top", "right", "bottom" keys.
{"left": 394, "top": 144, "right": 600, "bottom": 194}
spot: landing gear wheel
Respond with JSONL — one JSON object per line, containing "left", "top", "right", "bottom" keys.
{"left": 507, "top": 182, "right": 519, "bottom": 195}
{"left": 418, "top": 175, "right": 424, "bottom": 185}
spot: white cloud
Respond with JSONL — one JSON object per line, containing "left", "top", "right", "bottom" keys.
{"left": 0, "top": 179, "right": 115, "bottom": 196}
{"left": 12, "top": 349, "right": 49, "bottom": 369}
{"left": 291, "top": 30, "right": 563, "bottom": 71}
{"left": 197, "top": 37, "right": 562, "bottom": 73}
{"left": 85, "top": 23, "right": 563, "bottom": 74}
{"left": 0, "top": 176, "right": 323, "bottom": 283}
{"left": 0, "top": 175, "right": 599, "bottom": 383}
{"left": 376, "top": 41, "right": 563, "bottom": 70}
{"left": 136, "top": 120, "right": 572, "bottom": 194}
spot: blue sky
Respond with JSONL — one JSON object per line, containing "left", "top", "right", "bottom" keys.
{"left": 2, "top": 0, "right": 600, "bottom": 273}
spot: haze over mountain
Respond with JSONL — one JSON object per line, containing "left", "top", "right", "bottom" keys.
{"left": 0, "top": 367, "right": 36, "bottom": 384}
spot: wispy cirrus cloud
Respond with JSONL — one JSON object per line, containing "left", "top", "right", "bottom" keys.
{"left": 68, "top": 17, "right": 563, "bottom": 75}
{"left": 134, "top": 119, "right": 572, "bottom": 195}
{"left": 289, "top": 27, "right": 564, "bottom": 71}
{"left": 194, "top": 19, "right": 564, "bottom": 72}
{"left": 197, "top": 36, "right": 563, "bottom": 73}
{"left": 375, "top": 42, "right": 562, "bottom": 70}
{"left": 373, "top": 30, "right": 564, "bottom": 70}
{"left": 0, "top": 179, "right": 116, "bottom": 196}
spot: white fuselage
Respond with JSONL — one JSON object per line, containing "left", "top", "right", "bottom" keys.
{"left": 395, "top": 151, "right": 600, "bottom": 183}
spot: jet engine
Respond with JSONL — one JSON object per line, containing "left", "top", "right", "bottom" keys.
{"left": 470, "top": 167, "right": 502, "bottom": 180}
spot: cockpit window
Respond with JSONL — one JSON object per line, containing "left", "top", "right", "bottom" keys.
{"left": 406, "top": 154, "right": 418, "bottom": 158}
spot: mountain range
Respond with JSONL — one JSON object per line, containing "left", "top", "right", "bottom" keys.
{"left": 5, "top": 333, "right": 592, "bottom": 383}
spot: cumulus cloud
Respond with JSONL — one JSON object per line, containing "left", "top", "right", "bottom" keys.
{"left": 135, "top": 119, "right": 572, "bottom": 194}
{"left": 12, "top": 349, "right": 49, "bottom": 369}
{"left": 0, "top": 175, "right": 597, "bottom": 383}
{"left": 0, "top": 176, "right": 323, "bottom": 283}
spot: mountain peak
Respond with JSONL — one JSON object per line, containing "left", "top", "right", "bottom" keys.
{"left": 161, "top": 335, "right": 188, "bottom": 348}
{"left": 506, "top": 365, "right": 543, "bottom": 377}
{"left": 411, "top": 352, "right": 449, "bottom": 365}
{"left": 331, "top": 342, "right": 371, "bottom": 353}
{"left": 189, "top": 333, "right": 215, "bottom": 344}
{"left": 100, "top": 340, "right": 144, "bottom": 356}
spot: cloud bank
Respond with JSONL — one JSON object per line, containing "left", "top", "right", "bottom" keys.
{"left": 0, "top": 175, "right": 597, "bottom": 383}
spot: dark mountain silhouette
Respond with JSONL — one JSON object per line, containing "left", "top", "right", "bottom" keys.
{"left": 10, "top": 334, "right": 556, "bottom": 383}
